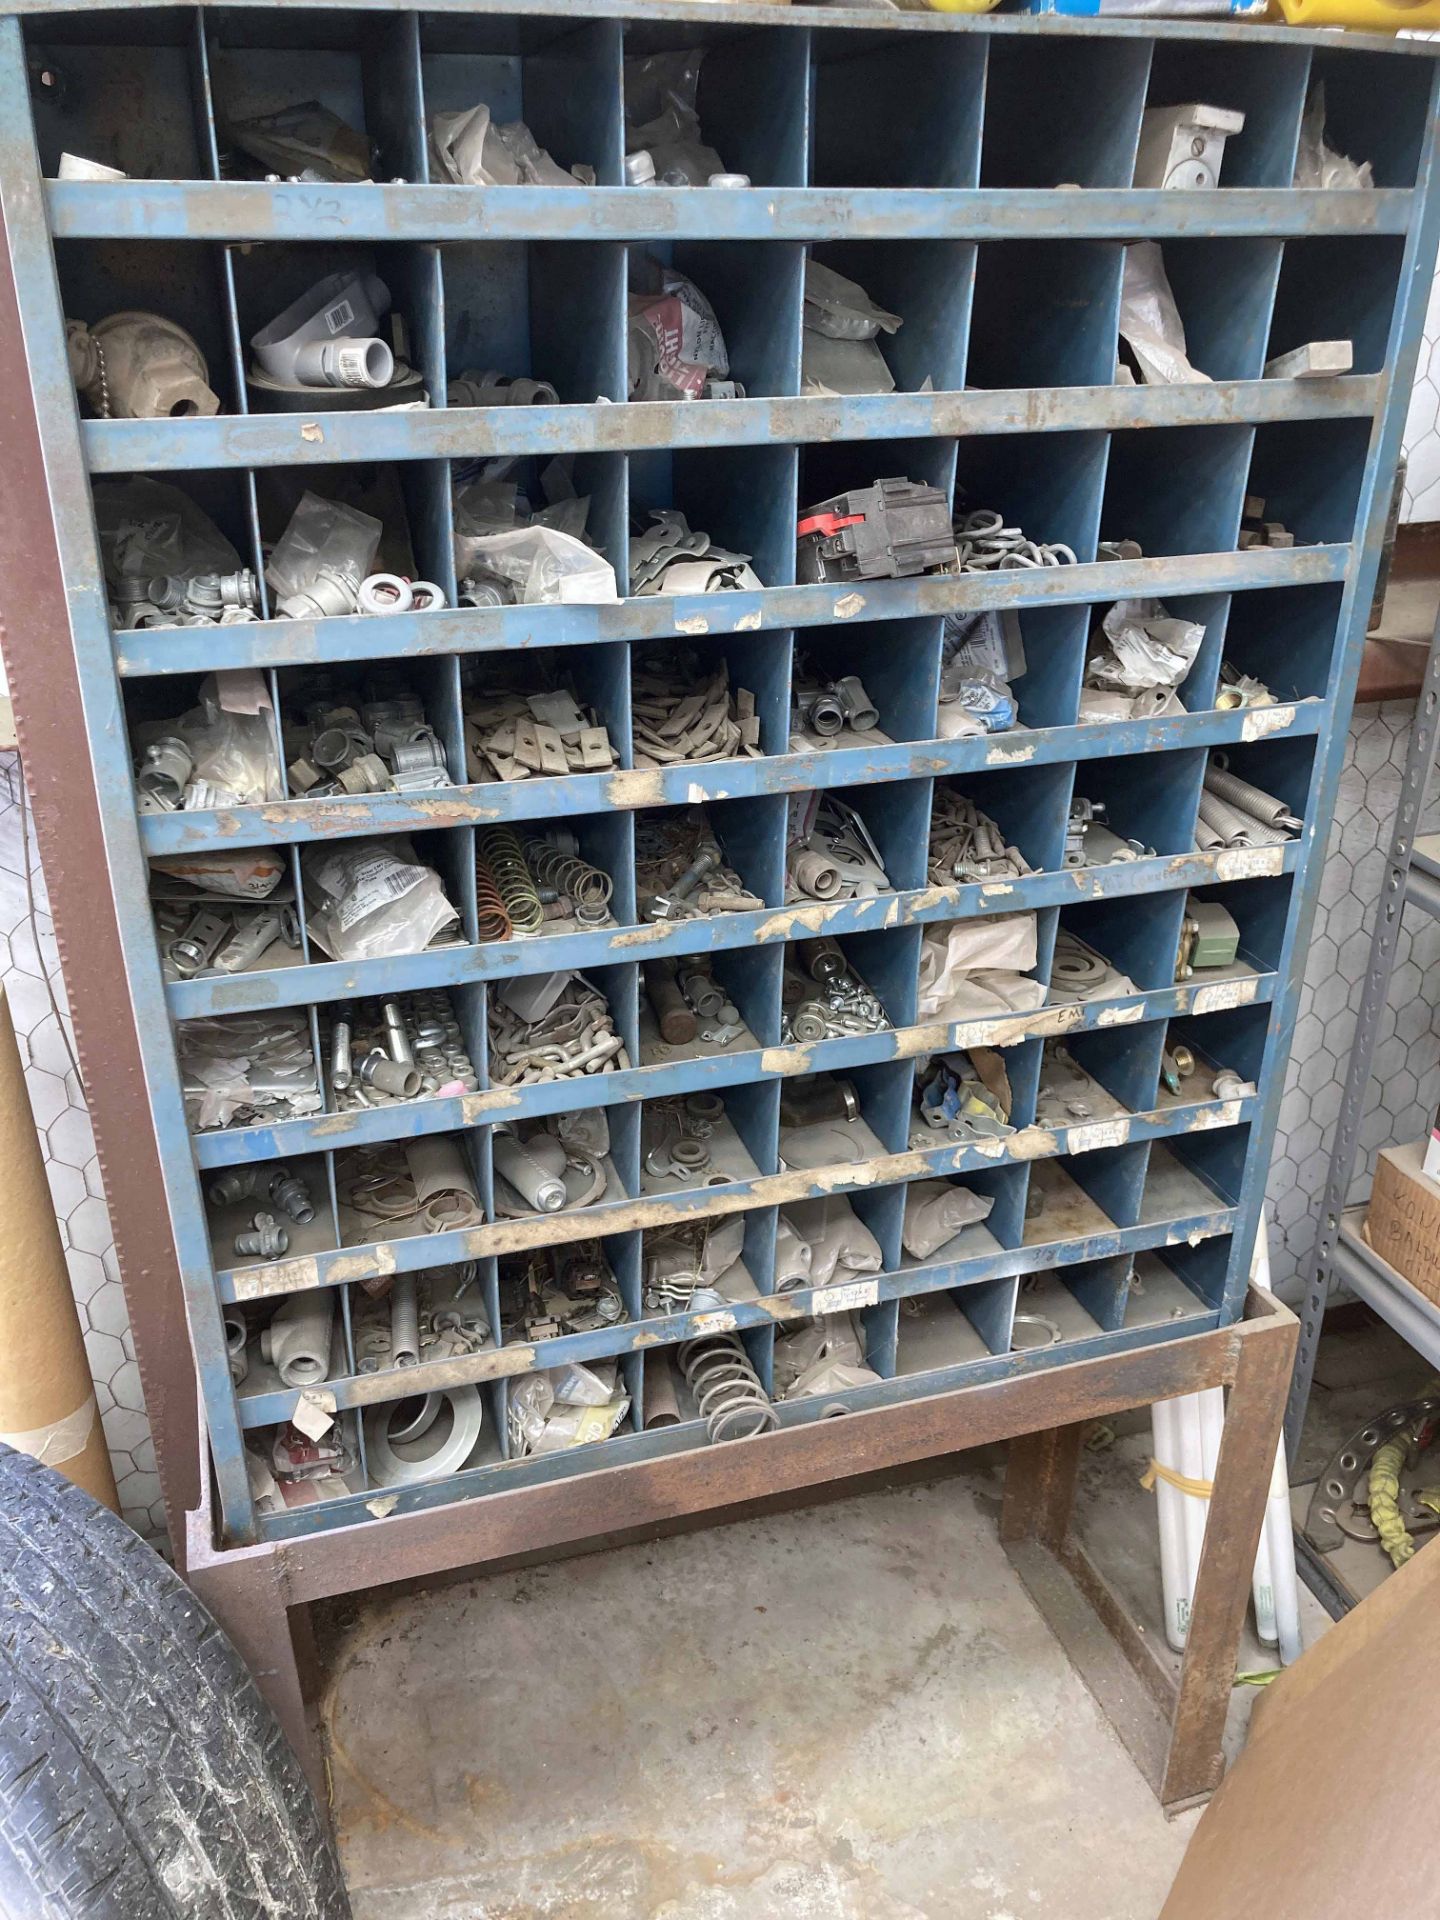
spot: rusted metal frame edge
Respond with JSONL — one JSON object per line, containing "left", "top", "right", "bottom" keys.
{"left": 83, "top": 377, "right": 1385, "bottom": 475}
{"left": 43, "top": 182, "right": 1414, "bottom": 244}
{"left": 0, "top": 39, "right": 209, "bottom": 1556}
{"left": 6, "top": 0, "right": 1424, "bottom": 57}
{"left": 1223, "top": 63, "right": 1440, "bottom": 1348}
{"left": 0, "top": 18, "right": 261, "bottom": 1543}
{"left": 112, "top": 547, "right": 1351, "bottom": 677}
{"left": 246, "top": 1298, "right": 1290, "bottom": 1602}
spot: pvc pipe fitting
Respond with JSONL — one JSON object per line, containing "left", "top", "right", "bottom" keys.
{"left": 260, "top": 1290, "right": 335, "bottom": 1387}
{"left": 251, "top": 271, "right": 395, "bottom": 390}
{"left": 364, "top": 1385, "right": 485, "bottom": 1487}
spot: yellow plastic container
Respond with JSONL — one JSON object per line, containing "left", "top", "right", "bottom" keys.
{"left": 1276, "top": 0, "right": 1440, "bottom": 27}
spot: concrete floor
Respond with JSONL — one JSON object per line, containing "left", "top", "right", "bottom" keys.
{"left": 320, "top": 1463, "right": 1208, "bottom": 1920}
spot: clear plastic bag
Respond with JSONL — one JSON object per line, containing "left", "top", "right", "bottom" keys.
{"left": 266, "top": 491, "right": 383, "bottom": 612}
{"left": 94, "top": 477, "right": 241, "bottom": 590}
{"left": 1294, "top": 84, "right": 1373, "bottom": 191}
{"left": 226, "top": 101, "right": 372, "bottom": 183}
{"left": 780, "top": 1196, "right": 883, "bottom": 1288}
{"left": 623, "top": 49, "right": 725, "bottom": 183}
{"left": 938, "top": 671, "right": 1017, "bottom": 736}
{"left": 901, "top": 1180, "right": 994, "bottom": 1262}
{"left": 451, "top": 526, "right": 617, "bottom": 605}
{"left": 1088, "top": 598, "right": 1204, "bottom": 693}
{"left": 164, "top": 674, "right": 283, "bottom": 806}
{"left": 802, "top": 261, "right": 902, "bottom": 344}
{"left": 1119, "top": 243, "right": 1208, "bottom": 386}
{"left": 429, "top": 104, "right": 593, "bottom": 188}
{"left": 303, "top": 837, "right": 459, "bottom": 961}
{"left": 628, "top": 263, "right": 729, "bottom": 400}
{"left": 917, "top": 917, "right": 1045, "bottom": 1023}
{"left": 150, "top": 846, "right": 287, "bottom": 900}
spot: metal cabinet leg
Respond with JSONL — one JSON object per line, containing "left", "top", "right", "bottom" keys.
{"left": 1001, "top": 1424, "right": 1087, "bottom": 1549}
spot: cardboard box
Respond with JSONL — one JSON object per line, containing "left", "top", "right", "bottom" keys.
{"left": 1363, "top": 1140, "right": 1440, "bottom": 1308}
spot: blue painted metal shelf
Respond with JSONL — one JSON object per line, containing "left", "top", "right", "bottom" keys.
{"left": 4, "top": 0, "right": 1437, "bottom": 1545}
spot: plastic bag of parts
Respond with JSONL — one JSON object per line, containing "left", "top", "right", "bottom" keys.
{"left": 1294, "top": 84, "right": 1373, "bottom": 192}
{"left": 509, "top": 1364, "right": 630, "bottom": 1455}
{"left": 178, "top": 1010, "right": 320, "bottom": 1131}
{"left": 429, "top": 104, "right": 594, "bottom": 188}
{"left": 153, "top": 673, "right": 282, "bottom": 808}
{"left": 780, "top": 1196, "right": 883, "bottom": 1289}
{"left": 452, "top": 526, "right": 617, "bottom": 606}
{"left": 902, "top": 1179, "right": 994, "bottom": 1262}
{"left": 774, "top": 1315, "right": 880, "bottom": 1401}
{"left": 801, "top": 260, "right": 902, "bottom": 396}
{"left": 939, "top": 610, "right": 1021, "bottom": 736}
{"left": 303, "top": 836, "right": 459, "bottom": 962}
{"left": 94, "top": 477, "right": 242, "bottom": 593}
{"left": 225, "top": 101, "right": 373, "bottom": 183}
{"left": 266, "top": 491, "right": 383, "bottom": 619}
{"left": 623, "top": 49, "right": 725, "bottom": 185}
{"left": 1119, "top": 244, "right": 1208, "bottom": 387}
{"left": 150, "top": 845, "right": 287, "bottom": 901}
{"left": 1088, "top": 598, "right": 1203, "bottom": 695}
{"left": 628, "top": 260, "right": 729, "bottom": 401}
{"left": 917, "top": 916, "right": 1045, "bottom": 1023}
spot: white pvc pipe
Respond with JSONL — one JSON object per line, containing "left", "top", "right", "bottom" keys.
{"left": 1176, "top": 1390, "right": 1210, "bottom": 1606}
{"left": 1151, "top": 1396, "right": 1192, "bottom": 1652}
{"left": 1249, "top": 1202, "right": 1303, "bottom": 1664}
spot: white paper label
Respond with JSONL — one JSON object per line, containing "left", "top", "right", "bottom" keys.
{"left": 329, "top": 853, "right": 423, "bottom": 932}
{"left": 1192, "top": 979, "right": 1258, "bottom": 1014}
{"left": 816, "top": 1278, "right": 880, "bottom": 1315}
{"left": 292, "top": 1388, "right": 337, "bottom": 1440}
{"left": 1215, "top": 846, "right": 1285, "bottom": 881}
{"left": 1067, "top": 1119, "right": 1129, "bottom": 1152}
{"left": 690, "top": 1310, "right": 738, "bottom": 1336}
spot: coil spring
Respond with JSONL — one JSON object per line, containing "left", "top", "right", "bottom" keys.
{"left": 677, "top": 1333, "right": 780, "bottom": 1444}
{"left": 524, "top": 836, "right": 613, "bottom": 908}
{"left": 477, "top": 826, "right": 544, "bottom": 936}
{"left": 474, "top": 858, "right": 513, "bottom": 943}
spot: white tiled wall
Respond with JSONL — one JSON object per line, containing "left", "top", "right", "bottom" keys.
{"left": 1401, "top": 270, "right": 1440, "bottom": 523}
{"left": 0, "top": 756, "right": 164, "bottom": 1541}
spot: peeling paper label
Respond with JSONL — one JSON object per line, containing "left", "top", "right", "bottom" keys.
{"left": 366, "top": 1494, "right": 399, "bottom": 1519}
{"left": 1067, "top": 1119, "right": 1129, "bottom": 1153}
{"left": 986, "top": 741, "right": 1036, "bottom": 764}
{"left": 1215, "top": 846, "right": 1285, "bottom": 881}
{"left": 981, "top": 882, "right": 1014, "bottom": 899}
{"left": 291, "top": 1388, "right": 336, "bottom": 1440}
{"left": 761, "top": 1046, "right": 809, "bottom": 1075}
{"left": 1097, "top": 1004, "right": 1145, "bottom": 1027}
{"left": 735, "top": 611, "right": 762, "bottom": 631}
{"left": 834, "top": 593, "right": 865, "bottom": 619}
{"left": 300, "top": 421, "right": 323, "bottom": 443}
{"left": 691, "top": 1310, "right": 737, "bottom": 1336}
{"left": 232, "top": 1253, "right": 321, "bottom": 1299}
{"left": 675, "top": 615, "right": 709, "bottom": 635}
{"left": 1187, "top": 1100, "right": 1242, "bottom": 1131}
{"left": 816, "top": 1278, "right": 880, "bottom": 1314}
{"left": 1192, "top": 979, "right": 1258, "bottom": 1014}
{"left": 1241, "top": 705, "right": 1297, "bottom": 742}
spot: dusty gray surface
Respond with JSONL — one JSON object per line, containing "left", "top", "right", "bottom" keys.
{"left": 323, "top": 1469, "right": 1204, "bottom": 1920}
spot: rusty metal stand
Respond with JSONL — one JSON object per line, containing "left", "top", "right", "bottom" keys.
{"left": 188, "top": 1286, "right": 1295, "bottom": 1816}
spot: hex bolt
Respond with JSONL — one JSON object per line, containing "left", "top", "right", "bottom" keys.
{"left": 234, "top": 1212, "right": 288, "bottom": 1259}
{"left": 671, "top": 848, "right": 719, "bottom": 903}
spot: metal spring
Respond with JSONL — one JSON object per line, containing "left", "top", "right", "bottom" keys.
{"left": 676, "top": 1333, "right": 780, "bottom": 1444}
{"left": 473, "top": 858, "right": 513, "bottom": 943}
{"left": 523, "top": 836, "right": 613, "bottom": 908}
{"left": 477, "top": 826, "right": 544, "bottom": 936}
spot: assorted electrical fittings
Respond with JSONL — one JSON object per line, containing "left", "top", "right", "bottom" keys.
{"left": 1196, "top": 756, "right": 1302, "bottom": 850}
{"left": 641, "top": 1094, "right": 734, "bottom": 1188}
{"left": 351, "top": 1266, "right": 491, "bottom": 1374}
{"left": 429, "top": 101, "right": 594, "bottom": 187}
{"left": 509, "top": 1362, "right": 630, "bottom": 1457}
{"left": 448, "top": 369, "right": 559, "bottom": 407}
{"left": 1133, "top": 102, "right": 1245, "bottom": 190}
{"left": 797, "top": 479, "right": 955, "bottom": 584}
{"left": 367, "top": 1386, "right": 488, "bottom": 1487}
{"left": 324, "top": 993, "right": 478, "bottom": 1110}
{"left": 785, "top": 792, "right": 892, "bottom": 903}
{"left": 629, "top": 510, "right": 763, "bottom": 594}
{"left": 487, "top": 971, "right": 630, "bottom": 1087}
{"left": 178, "top": 1011, "right": 321, "bottom": 1131}
{"left": 336, "top": 1136, "right": 485, "bottom": 1241}
{"left": 499, "top": 1242, "right": 626, "bottom": 1342}
{"left": 953, "top": 506, "right": 1077, "bottom": 571}
{"left": 1216, "top": 663, "right": 1277, "bottom": 711}
{"left": 475, "top": 827, "right": 614, "bottom": 941}
{"left": 790, "top": 656, "right": 882, "bottom": 747}
{"left": 802, "top": 259, "right": 904, "bottom": 397}
{"left": 452, "top": 463, "right": 617, "bottom": 605}
{"left": 781, "top": 938, "right": 888, "bottom": 1044}
{"left": 1048, "top": 931, "right": 1139, "bottom": 1005}
{"left": 916, "top": 1053, "right": 1014, "bottom": 1146}
{"left": 635, "top": 809, "right": 763, "bottom": 922}
{"left": 628, "top": 260, "right": 735, "bottom": 401}
{"left": 254, "top": 1425, "right": 356, "bottom": 1512}
{"left": 209, "top": 1161, "right": 317, "bottom": 1262}
{"left": 1176, "top": 896, "right": 1242, "bottom": 978}
{"left": 1065, "top": 798, "right": 1153, "bottom": 867}
{"left": 644, "top": 960, "right": 745, "bottom": 1050}
{"left": 1160, "top": 1044, "right": 1252, "bottom": 1103}
{"left": 928, "top": 791, "right": 1032, "bottom": 885}
{"left": 155, "top": 896, "right": 302, "bottom": 983}
{"left": 302, "top": 838, "right": 460, "bottom": 964}
{"left": 1081, "top": 598, "right": 1205, "bottom": 724}
{"left": 67, "top": 311, "right": 220, "bottom": 419}
{"left": 114, "top": 569, "right": 260, "bottom": 631}
{"left": 463, "top": 681, "right": 617, "bottom": 780}
{"left": 249, "top": 272, "right": 423, "bottom": 409}
{"left": 774, "top": 1314, "right": 881, "bottom": 1402}
{"left": 624, "top": 46, "right": 732, "bottom": 186}
{"left": 493, "top": 1109, "right": 611, "bottom": 1218}
{"left": 1034, "top": 1043, "right": 1121, "bottom": 1129}
{"left": 98, "top": 475, "right": 264, "bottom": 632}
{"left": 642, "top": 1211, "right": 752, "bottom": 1315}
{"left": 133, "top": 673, "right": 281, "bottom": 813}
{"left": 284, "top": 680, "right": 450, "bottom": 798}
{"left": 631, "top": 655, "right": 762, "bottom": 766}
{"left": 938, "top": 609, "right": 1023, "bottom": 737}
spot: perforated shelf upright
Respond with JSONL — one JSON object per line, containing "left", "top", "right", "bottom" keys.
{"left": 0, "top": 0, "right": 1435, "bottom": 1551}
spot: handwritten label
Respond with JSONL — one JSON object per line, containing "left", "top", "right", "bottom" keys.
{"left": 1192, "top": 978, "right": 1258, "bottom": 1014}
{"left": 816, "top": 1279, "right": 881, "bottom": 1315}
{"left": 1215, "top": 846, "right": 1285, "bottom": 881}
{"left": 1241, "top": 704, "right": 1297, "bottom": 741}
{"left": 1066, "top": 1119, "right": 1129, "bottom": 1153}
{"left": 690, "top": 1310, "right": 738, "bottom": 1336}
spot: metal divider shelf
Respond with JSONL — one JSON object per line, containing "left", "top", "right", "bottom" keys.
{"left": 1, "top": 6, "right": 1436, "bottom": 1576}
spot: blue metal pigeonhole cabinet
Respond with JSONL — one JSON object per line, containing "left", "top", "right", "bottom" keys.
{"left": 1, "top": 1, "right": 1436, "bottom": 1555}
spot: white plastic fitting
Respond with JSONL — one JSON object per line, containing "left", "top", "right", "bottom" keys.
{"left": 260, "top": 1291, "right": 335, "bottom": 1388}
{"left": 251, "top": 271, "right": 395, "bottom": 390}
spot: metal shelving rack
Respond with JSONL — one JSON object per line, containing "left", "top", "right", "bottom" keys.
{"left": 1, "top": 2, "right": 1436, "bottom": 1555}
{"left": 1285, "top": 613, "right": 1440, "bottom": 1452}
